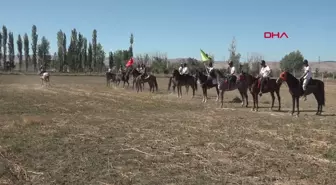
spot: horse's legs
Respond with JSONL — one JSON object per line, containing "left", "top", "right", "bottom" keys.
{"left": 254, "top": 93, "right": 259, "bottom": 111}
{"left": 220, "top": 90, "right": 225, "bottom": 108}
{"left": 201, "top": 87, "right": 206, "bottom": 103}
{"left": 270, "top": 91, "right": 275, "bottom": 110}
{"left": 276, "top": 90, "right": 281, "bottom": 111}
{"left": 251, "top": 93, "right": 256, "bottom": 111}
{"left": 313, "top": 92, "right": 321, "bottom": 115}
{"left": 244, "top": 91, "right": 249, "bottom": 108}
{"left": 291, "top": 96, "right": 295, "bottom": 115}
{"left": 192, "top": 86, "right": 195, "bottom": 98}
{"left": 215, "top": 86, "right": 219, "bottom": 102}
{"left": 204, "top": 88, "right": 208, "bottom": 103}
{"left": 239, "top": 91, "right": 244, "bottom": 107}
{"left": 296, "top": 97, "right": 300, "bottom": 116}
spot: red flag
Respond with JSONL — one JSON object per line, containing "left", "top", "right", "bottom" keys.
{"left": 126, "top": 57, "right": 134, "bottom": 67}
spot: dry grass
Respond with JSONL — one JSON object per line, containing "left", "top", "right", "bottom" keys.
{"left": 0, "top": 75, "right": 336, "bottom": 185}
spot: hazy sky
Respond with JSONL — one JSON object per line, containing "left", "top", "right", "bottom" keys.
{"left": 1, "top": 0, "right": 335, "bottom": 61}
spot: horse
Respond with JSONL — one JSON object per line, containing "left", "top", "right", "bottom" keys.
{"left": 212, "top": 69, "right": 249, "bottom": 108}
{"left": 170, "top": 70, "right": 197, "bottom": 98}
{"left": 195, "top": 70, "right": 219, "bottom": 103}
{"left": 245, "top": 73, "right": 282, "bottom": 112}
{"left": 115, "top": 69, "right": 130, "bottom": 88}
{"left": 130, "top": 68, "right": 145, "bottom": 90}
{"left": 135, "top": 74, "right": 158, "bottom": 93}
{"left": 276, "top": 71, "right": 325, "bottom": 116}
{"left": 168, "top": 76, "right": 190, "bottom": 94}
{"left": 40, "top": 72, "right": 50, "bottom": 87}
{"left": 105, "top": 71, "right": 116, "bottom": 87}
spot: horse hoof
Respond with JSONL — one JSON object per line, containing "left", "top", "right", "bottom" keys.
{"left": 251, "top": 109, "right": 254, "bottom": 112}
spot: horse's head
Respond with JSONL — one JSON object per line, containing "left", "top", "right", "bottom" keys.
{"left": 276, "top": 71, "right": 289, "bottom": 84}
{"left": 172, "top": 69, "right": 180, "bottom": 77}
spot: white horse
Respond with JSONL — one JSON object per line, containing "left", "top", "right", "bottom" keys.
{"left": 40, "top": 72, "right": 50, "bottom": 86}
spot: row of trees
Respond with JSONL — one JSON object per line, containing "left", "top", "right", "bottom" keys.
{"left": 0, "top": 24, "right": 326, "bottom": 76}
{"left": 0, "top": 25, "right": 135, "bottom": 72}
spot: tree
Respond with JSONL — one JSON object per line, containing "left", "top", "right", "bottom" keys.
{"left": 136, "top": 53, "right": 151, "bottom": 65}
{"left": 67, "top": 29, "right": 78, "bottom": 71}
{"left": 77, "top": 33, "right": 84, "bottom": 72}
{"left": 82, "top": 37, "right": 88, "bottom": 70}
{"left": 92, "top": 29, "right": 97, "bottom": 71}
{"left": 150, "top": 52, "right": 169, "bottom": 74}
{"left": 113, "top": 50, "right": 124, "bottom": 69}
{"left": 23, "top": 33, "right": 29, "bottom": 72}
{"left": 8, "top": 32, "right": 15, "bottom": 71}
{"left": 108, "top": 51, "right": 114, "bottom": 68}
{"left": 31, "top": 25, "right": 38, "bottom": 71}
{"left": 2, "top": 26, "right": 8, "bottom": 68}
{"left": 247, "top": 53, "right": 263, "bottom": 75}
{"left": 129, "top": 33, "right": 134, "bottom": 57}
{"left": 52, "top": 52, "right": 57, "bottom": 70}
{"left": 57, "top": 30, "right": 64, "bottom": 72}
{"left": 228, "top": 37, "right": 241, "bottom": 70}
{"left": 96, "top": 43, "right": 105, "bottom": 71}
{"left": 62, "top": 33, "right": 67, "bottom": 71}
{"left": 88, "top": 43, "right": 93, "bottom": 70}
{"left": 37, "top": 36, "right": 50, "bottom": 69}
{"left": 17, "top": 34, "right": 23, "bottom": 71}
{"left": 279, "top": 50, "right": 304, "bottom": 76}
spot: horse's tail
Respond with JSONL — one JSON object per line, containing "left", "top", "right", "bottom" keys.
{"left": 154, "top": 78, "right": 158, "bottom": 91}
{"left": 321, "top": 81, "right": 325, "bottom": 106}
{"left": 168, "top": 77, "right": 172, "bottom": 91}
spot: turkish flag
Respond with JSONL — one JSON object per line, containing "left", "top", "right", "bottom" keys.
{"left": 126, "top": 57, "right": 134, "bottom": 67}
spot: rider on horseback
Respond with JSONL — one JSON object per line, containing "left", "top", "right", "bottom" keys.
{"left": 300, "top": 59, "right": 312, "bottom": 101}
{"left": 39, "top": 64, "right": 46, "bottom": 75}
{"left": 140, "top": 63, "right": 149, "bottom": 79}
{"left": 178, "top": 63, "right": 183, "bottom": 74}
{"left": 206, "top": 61, "right": 215, "bottom": 82}
{"left": 258, "top": 60, "right": 271, "bottom": 97}
{"left": 181, "top": 63, "right": 189, "bottom": 77}
{"left": 227, "top": 61, "right": 237, "bottom": 89}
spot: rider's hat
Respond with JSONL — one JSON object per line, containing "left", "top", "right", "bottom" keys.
{"left": 260, "top": 60, "right": 266, "bottom": 65}
{"left": 303, "top": 59, "right": 308, "bottom": 64}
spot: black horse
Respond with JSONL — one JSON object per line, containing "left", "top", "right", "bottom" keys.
{"left": 276, "top": 71, "right": 325, "bottom": 115}
{"left": 105, "top": 71, "right": 116, "bottom": 87}
{"left": 130, "top": 68, "right": 145, "bottom": 90}
{"left": 171, "top": 69, "right": 197, "bottom": 98}
{"left": 195, "top": 70, "right": 219, "bottom": 103}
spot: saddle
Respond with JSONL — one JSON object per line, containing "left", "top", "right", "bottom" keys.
{"left": 257, "top": 78, "right": 269, "bottom": 89}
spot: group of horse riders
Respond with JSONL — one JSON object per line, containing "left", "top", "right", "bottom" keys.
{"left": 176, "top": 58, "right": 312, "bottom": 99}
{"left": 107, "top": 63, "right": 150, "bottom": 80}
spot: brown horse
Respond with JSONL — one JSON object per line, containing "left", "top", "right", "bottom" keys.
{"left": 245, "top": 73, "right": 282, "bottom": 111}
{"left": 170, "top": 69, "right": 197, "bottom": 98}
{"left": 130, "top": 68, "right": 145, "bottom": 90}
{"left": 212, "top": 69, "right": 249, "bottom": 108}
{"left": 115, "top": 69, "right": 130, "bottom": 88}
{"left": 195, "top": 70, "right": 219, "bottom": 103}
{"left": 276, "top": 71, "right": 325, "bottom": 115}
{"left": 135, "top": 74, "right": 158, "bottom": 93}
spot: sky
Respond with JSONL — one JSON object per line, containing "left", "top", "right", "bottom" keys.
{"left": 0, "top": 0, "right": 335, "bottom": 62}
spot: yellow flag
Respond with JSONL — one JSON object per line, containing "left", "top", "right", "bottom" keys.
{"left": 200, "top": 49, "right": 211, "bottom": 62}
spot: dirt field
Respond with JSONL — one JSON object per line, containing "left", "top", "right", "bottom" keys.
{"left": 0, "top": 75, "right": 336, "bottom": 185}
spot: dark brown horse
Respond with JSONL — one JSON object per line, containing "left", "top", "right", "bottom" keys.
{"left": 130, "top": 68, "right": 145, "bottom": 89}
{"left": 171, "top": 69, "right": 197, "bottom": 98}
{"left": 213, "top": 69, "right": 249, "bottom": 108}
{"left": 115, "top": 69, "right": 130, "bottom": 88}
{"left": 276, "top": 71, "right": 325, "bottom": 115}
{"left": 168, "top": 76, "right": 190, "bottom": 94}
{"left": 135, "top": 74, "right": 158, "bottom": 93}
{"left": 105, "top": 71, "right": 116, "bottom": 87}
{"left": 245, "top": 73, "right": 282, "bottom": 111}
{"left": 195, "top": 70, "right": 219, "bottom": 103}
